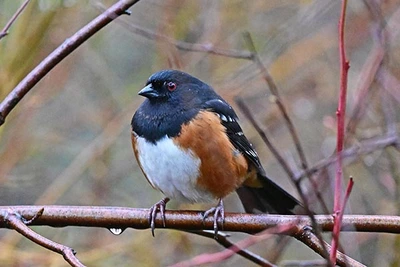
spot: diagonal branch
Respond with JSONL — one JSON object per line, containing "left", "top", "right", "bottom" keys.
{"left": 294, "top": 226, "right": 364, "bottom": 267}
{"left": 235, "top": 97, "right": 330, "bottom": 260}
{"left": 2, "top": 208, "right": 84, "bottom": 267}
{"left": 174, "top": 224, "right": 296, "bottom": 267}
{"left": 188, "top": 231, "right": 273, "bottom": 266}
{"left": 0, "top": 0, "right": 32, "bottom": 40}
{"left": 0, "top": 0, "right": 141, "bottom": 126}
{"left": 93, "top": 1, "right": 253, "bottom": 60}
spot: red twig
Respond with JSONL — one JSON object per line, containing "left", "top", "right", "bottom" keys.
{"left": 331, "top": 0, "right": 350, "bottom": 264}
{"left": 0, "top": 0, "right": 32, "bottom": 40}
{"left": 171, "top": 224, "right": 296, "bottom": 267}
{"left": 338, "top": 178, "right": 354, "bottom": 223}
{"left": 189, "top": 231, "right": 272, "bottom": 266}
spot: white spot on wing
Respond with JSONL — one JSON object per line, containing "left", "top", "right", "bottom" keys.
{"left": 216, "top": 112, "right": 235, "bottom": 123}
{"left": 220, "top": 114, "right": 228, "bottom": 122}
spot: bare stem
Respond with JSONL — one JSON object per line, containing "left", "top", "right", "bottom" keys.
{"left": 2, "top": 208, "right": 85, "bottom": 267}
{"left": 0, "top": 0, "right": 32, "bottom": 40}
{"left": 331, "top": 0, "right": 350, "bottom": 264}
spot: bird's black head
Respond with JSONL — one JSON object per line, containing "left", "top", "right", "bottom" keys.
{"left": 138, "top": 70, "right": 208, "bottom": 102}
{"left": 132, "top": 70, "right": 221, "bottom": 142}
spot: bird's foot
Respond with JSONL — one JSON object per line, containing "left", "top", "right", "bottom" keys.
{"left": 202, "top": 199, "right": 224, "bottom": 238}
{"left": 149, "top": 197, "right": 170, "bottom": 236}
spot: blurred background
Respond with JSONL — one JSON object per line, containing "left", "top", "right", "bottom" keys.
{"left": 1, "top": 0, "right": 400, "bottom": 266}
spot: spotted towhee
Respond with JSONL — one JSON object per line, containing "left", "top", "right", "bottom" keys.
{"left": 131, "top": 70, "right": 305, "bottom": 236}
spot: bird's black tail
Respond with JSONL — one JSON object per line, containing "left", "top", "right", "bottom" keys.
{"left": 236, "top": 174, "right": 306, "bottom": 215}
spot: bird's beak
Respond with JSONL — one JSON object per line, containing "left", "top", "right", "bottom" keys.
{"left": 138, "top": 84, "right": 159, "bottom": 98}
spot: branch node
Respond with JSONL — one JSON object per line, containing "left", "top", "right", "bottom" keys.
{"left": 23, "top": 207, "right": 44, "bottom": 225}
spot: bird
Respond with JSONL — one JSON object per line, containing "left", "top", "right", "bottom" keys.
{"left": 131, "top": 69, "right": 305, "bottom": 236}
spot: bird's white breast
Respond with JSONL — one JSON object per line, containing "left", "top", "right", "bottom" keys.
{"left": 135, "top": 135, "right": 215, "bottom": 203}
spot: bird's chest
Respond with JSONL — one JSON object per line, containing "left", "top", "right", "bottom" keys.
{"left": 135, "top": 135, "right": 215, "bottom": 203}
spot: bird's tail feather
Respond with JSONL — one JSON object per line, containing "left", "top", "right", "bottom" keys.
{"left": 236, "top": 174, "right": 306, "bottom": 215}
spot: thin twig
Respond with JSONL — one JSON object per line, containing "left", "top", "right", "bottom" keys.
{"left": 235, "top": 97, "right": 293, "bottom": 178}
{"left": 243, "top": 32, "right": 309, "bottom": 172}
{"left": 173, "top": 225, "right": 297, "bottom": 267}
{"left": 93, "top": 2, "right": 253, "bottom": 60}
{"left": 188, "top": 231, "right": 273, "bottom": 266}
{"left": 331, "top": 0, "right": 349, "bottom": 264}
{"left": 339, "top": 178, "right": 354, "bottom": 222}
{"left": 0, "top": 0, "right": 141, "bottom": 126}
{"left": 235, "top": 98, "right": 330, "bottom": 260}
{"left": 346, "top": 0, "right": 386, "bottom": 139}
{"left": 294, "top": 226, "right": 365, "bottom": 267}
{"left": 294, "top": 133, "right": 399, "bottom": 181}
{"left": 2, "top": 208, "right": 85, "bottom": 267}
{"left": 0, "top": 0, "right": 32, "bottom": 40}
{"left": 240, "top": 33, "right": 331, "bottom": 260}
{"left": 380, "top": 86, "right": 397, "bottom": 136}
{"left": 117, "top": 15, "right": 252, "bottom": 59}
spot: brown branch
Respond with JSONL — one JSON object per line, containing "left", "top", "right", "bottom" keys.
{"left": 0, "top": 0, "right": 32, "bottom": 40}
{"left": 0, "top": 0, "right": 141, "bottom": 126}
{"left": 294, "top": 227, "right": 365, "bottom": 267}
{"left": 240, "top": 32, "right": 333, "bottom": 261}
{"left": 242, "top": 31, "right": 330, "bottom": 214}
{"left": 99, "top": 3, "right": 253, "bottom": 60}
{"left": 1, "top": 208, "right": 84, "bottom": 267}
{"left": 1, "top": 206, "right": 380, "bottom": 266}
{"left": 2, "top": 206, "right": 400, "bottom": 234}
{"left": 235, "top": 97, "right": 330, "bottom": 260}
{"left": 243, "top": 32, "right": 310, "bottom": 172}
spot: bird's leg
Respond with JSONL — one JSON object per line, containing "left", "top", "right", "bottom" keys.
{"left": 202, "top": 199, "right": 225, "bottom": 238}
{"left": 149, "top": 197, "right": 170, "bottom": 236}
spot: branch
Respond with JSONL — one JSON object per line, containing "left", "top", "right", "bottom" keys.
{"left": 294, "top": 226, "right": 364, "bottom": 267}
{"left": 2, "top": 206, "right": 400, "bottom": 233}
{"left": 243, "top": 32, "right": 310, "bottom": 173}
{"left": 1, "top": 208, "right": 84, "bottom": 267}
{"left": 295, "top": 133, "right": 399, "bottom": 181}
{"left": 1, "top": 206, "right": 383, "bottom": 266}
{"left": 173, "top": 224, "right": 296, "bottom": 267}
{"left": 92, "top": 0, "right": 253, "bottom": 60}
{"left": 0, "top": 0, "right": 141, "bottom": 126}
{"left": 1, "top": 206, "right": 381, "bottom": 266}
{"left": 331, "top": 0, "right": 350, "bottom": 263}
{"left": 235, "top": 97, "right": 329, "bottom": 259}
{"left": 0, "top": 0, "right": 32, "bottom": 40}
{"left": 188, "top": 231, "right": 273, "bottom": 266}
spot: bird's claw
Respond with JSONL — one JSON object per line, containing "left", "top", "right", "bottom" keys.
{"left": 202, "top": 199, "right": 225, "bottom": 238}
{"left": 149, "top": 197, "right": 170, "bottom": 236}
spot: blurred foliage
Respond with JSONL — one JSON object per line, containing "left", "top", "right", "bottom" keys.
{"left": 1, "top": 0, "right": 400, "bottom": 266}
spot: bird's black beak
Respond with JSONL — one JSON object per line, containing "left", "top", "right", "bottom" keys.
{"left": 138, "top": 84, "right": 159, "bottom": 98}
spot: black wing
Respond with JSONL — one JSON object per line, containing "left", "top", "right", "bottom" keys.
{"left": 203, "top": 99, "right": 264, "bottom": 173}
{"left": 204, "top": 100, "right": 305, "bottom": 215}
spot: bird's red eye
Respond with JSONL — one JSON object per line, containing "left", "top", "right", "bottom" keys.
{"left": 167, "top": 82, "right": 176, "bottom": 91}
